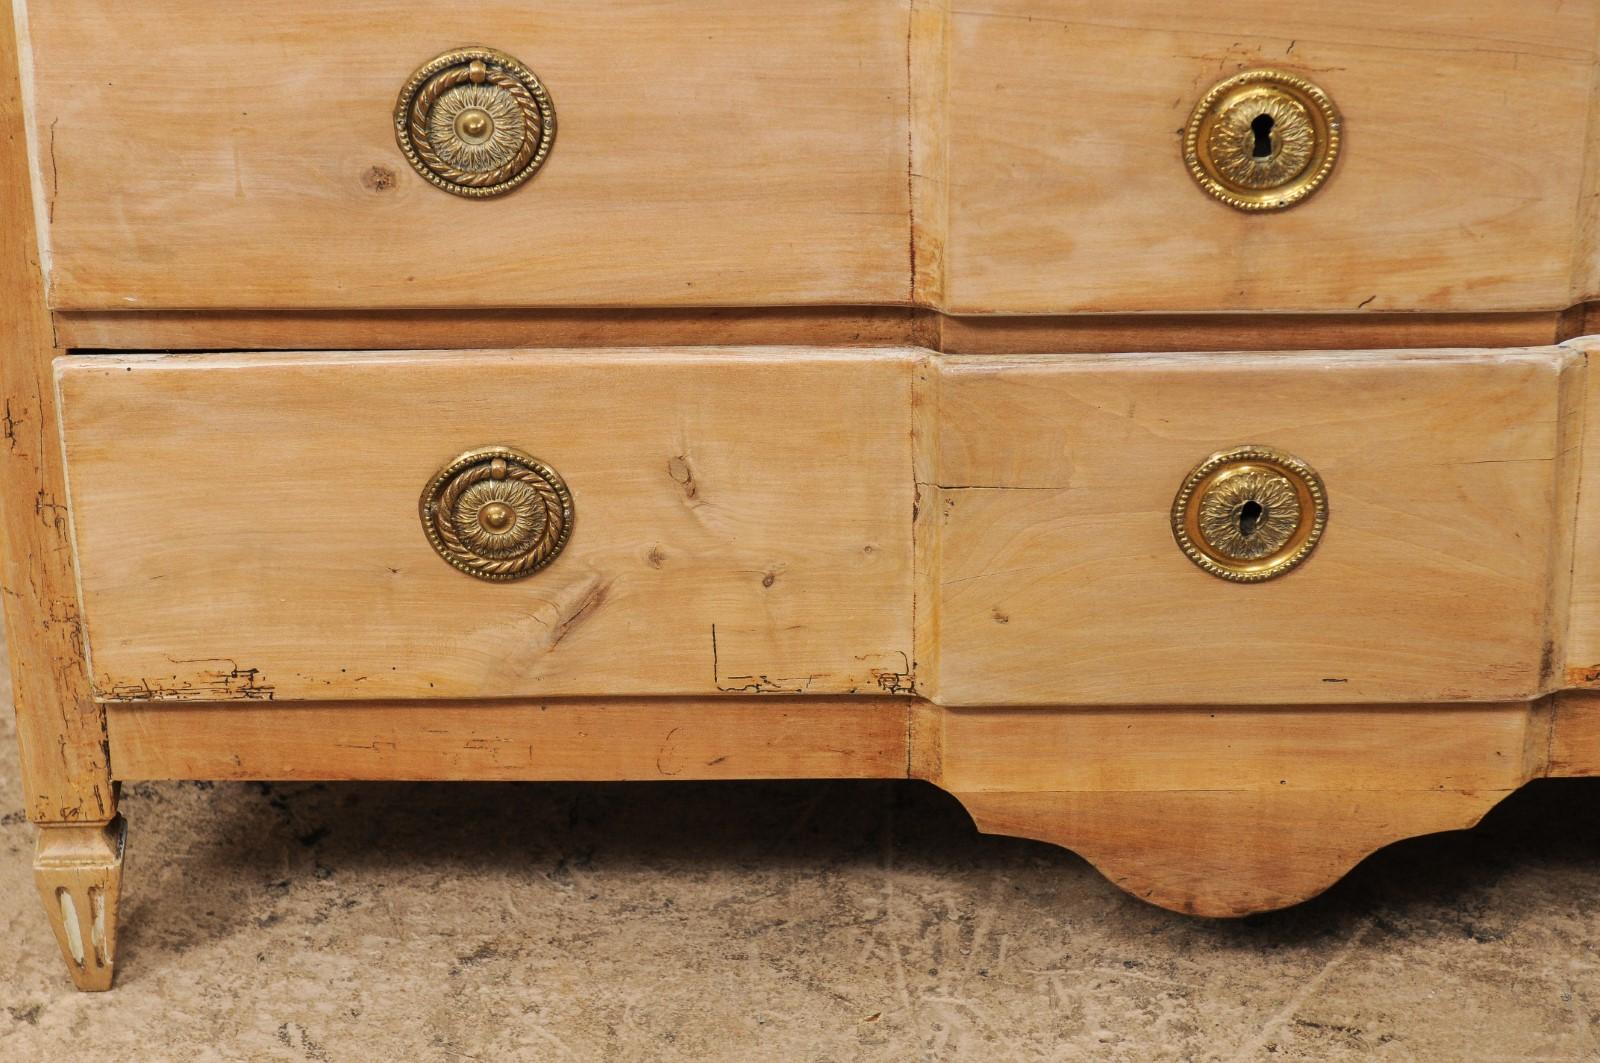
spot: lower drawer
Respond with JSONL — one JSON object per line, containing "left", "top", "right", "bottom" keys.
{"left": 56, "top": 348, "right": 916, "bottom": 701}
{"left": 58, "top": 343, "right": 1582, "bottom": 707}
{"left": 920, "top": 347, "right": 1581, "bottom": 705}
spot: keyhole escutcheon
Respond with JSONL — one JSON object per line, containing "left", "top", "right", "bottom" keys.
{"left": 1185, "top": 70, "right": 1342, "bottom": 210}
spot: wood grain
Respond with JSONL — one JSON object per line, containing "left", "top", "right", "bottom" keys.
{"left": 1550, "top": 693, "right": 1600, "bottom": 776}
{"left": 1574, "top": 49, "right": 1600, "bottom": 305}
{"left": 56, "top": 348, "right": 916, "bottom": 701}
{"left": 923, "top": 349, "right": 1579, "bottom": 705}
{"left": 0, "top": 0, "right": 112, "bottom": 825}
{"left": 939, "top": 0, "right": 1600, "bottom": 313}
{"left": 21, "top": 0, "right": 911, "bottom": 310}
{"left": 107, "top": 698, "right": 909, "bottom": 782}
{"left": 908, "top": 0, "right": 948, "bottom": 309}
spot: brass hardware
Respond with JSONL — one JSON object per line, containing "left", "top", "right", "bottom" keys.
{"left": 420, "top": 446, "right": 573, "bottom": 581}
{"left": 395, "top": 47, "right": 556, "bottom": 198}
{"left": 1172, "top": 445, "right": 1327, "bottom": 582}
{"left": 1184, "top": 70, "right": 1341, "bottom": 212}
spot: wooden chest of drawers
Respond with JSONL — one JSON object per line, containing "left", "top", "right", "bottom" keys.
{"left": 7, "top": 0, "right": 1600, "bottom": 990}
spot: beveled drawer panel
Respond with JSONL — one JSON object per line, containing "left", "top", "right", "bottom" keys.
{"left": 1562, "top": 335, "right": 1600, "bottom": 686}
{"left": 941, "top": 0, "right": 1598, "bottom": 313}
{"left": 919, "top": 348, "right": 1582, "bottom": 705}
{"left": 56, "top": 348, "right": 915, "bottom": 701}
{"left": 22, "top": 1, "right": 910, "bottom": 310}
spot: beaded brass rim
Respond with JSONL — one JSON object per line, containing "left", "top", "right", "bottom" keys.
{"left": 395, "top": 46, "right": 556, "bottom": 199}
{"left": 1184, "top": 69, "right": 1341, "bottom": 212}
{"left": 1171, "top": 445, "right": 1327, "bottom": 583}
{"left": 420, "top": 446, "right": 573, "bottom": 581}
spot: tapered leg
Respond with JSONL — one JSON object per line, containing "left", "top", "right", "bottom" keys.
{"left": 34, "top": 818, "right": 126, "bottom": 992}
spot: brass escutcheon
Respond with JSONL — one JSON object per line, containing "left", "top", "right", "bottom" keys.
{"left": 420, "top": 446, "right": 574, "bottom": 581}
{"left": 1184, "top": 69, "right": 1341, "bottom": 211}
{"left": 394, "top": 46, "right": 556, "bottom": 198}
{"left": 1172, "top": 445, "right": 1327, "bottom": 582}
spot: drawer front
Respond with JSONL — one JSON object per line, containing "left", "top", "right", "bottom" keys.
{"left": 23, "top": 1, "right": 909, "bottom": 311}
{"left": 942, "top": 0, "right": 1597, "bottom": 313}
{"left": 921, "top": 348, "right": 1580, "bottom": 705}
{"left": 57, "top": 349, "right": 915, "bottom": 701}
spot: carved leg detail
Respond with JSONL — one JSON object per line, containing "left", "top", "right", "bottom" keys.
{"left": 34, "top": 817, "right": 126, "bottom": 991}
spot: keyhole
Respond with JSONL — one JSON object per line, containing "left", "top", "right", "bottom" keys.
{"left": 1250, "top": 113, "right": 1275, "bottom": 158}
{"left": 1238, "top": 499, "right": 1264, "bottom": 537}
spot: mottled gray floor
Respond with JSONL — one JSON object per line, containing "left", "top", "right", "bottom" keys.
{"left": 2, "top": 682, "right": 1599, "bottom": 1060}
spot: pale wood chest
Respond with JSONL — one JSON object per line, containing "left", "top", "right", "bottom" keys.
{"left": 6, "top": 0, "right": 1600, "bottom": 990}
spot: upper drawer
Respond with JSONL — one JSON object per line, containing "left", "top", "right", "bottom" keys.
{"left": 56, "top": 348, "right": 915, "bottom": 701}
{"left": 941, "top": 0, "right": 1600, "bottom": 314}
{"left": 20, "top": 2, "right": 911, "bottom": 311}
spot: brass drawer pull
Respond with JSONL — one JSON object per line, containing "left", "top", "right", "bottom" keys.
{"left": 420, "top": 446, "right": 573, "bottom": 581}
{"left": 1184, "top": 69, "right": 1341, "bottom": 212}
{"left": 1172, "top": 445, "right": 1327, "bottom": 582}
{"left": 394, "top": 46, "right": 556, "bottom": 198}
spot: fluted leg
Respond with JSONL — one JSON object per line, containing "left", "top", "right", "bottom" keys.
{"left": 33, "top": 817, "right": 126, "bottom": 991}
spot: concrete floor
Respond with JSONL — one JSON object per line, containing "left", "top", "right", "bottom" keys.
{"left": 2, "top": 670, "right": 1599, "bottom": 1060}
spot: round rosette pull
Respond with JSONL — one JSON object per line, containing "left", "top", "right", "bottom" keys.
{"left": 420, "top": 446, "right": 573, "bottom": 581}
{"left": 395, "top": 46, "right": 556, "bottom": 198}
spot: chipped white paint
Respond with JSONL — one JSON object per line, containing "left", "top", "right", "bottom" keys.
{"left": 56, "top": 886, "right": 83, "bottom": 965}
